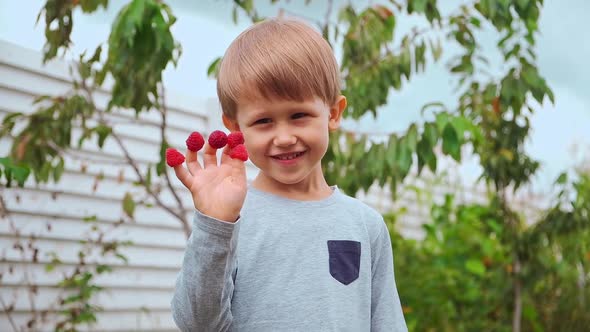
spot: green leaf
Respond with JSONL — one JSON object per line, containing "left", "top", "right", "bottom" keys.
{"left": 555, "top": 172, "right": 568, "bottom": 185}
{"left": 410, "top": 0, "right": 427, "bottom": 13}
{"left": 420, "top": 102, "right": 445, "bottom": 116}
{"left": 396, "top": 138, "right": 412, "bottom": 178}
{"left": 83, "top": 215, "right": 98, "bottom": 222}
{"left": 386, "top": 135, "right": 398, "bottom": 171}
{"left": 232, "top": 6, "right": 238, "bottom": 24}
{"left": 95, "top": 125, "right": 112, "bottom": 148}
{"left": 442, "top": 123, "right": 461, "bottom": 161}
{"left": 122, "top": 192, "right": 135, "bottom": 218}
{"left": 546, "top": 87, "right": 555, "bottom": 104}
{"left": 450, "top": 116, "right": 470, "bottom": 139}
{"left": 416, "top": 139, "right": 428, "bottom": 174}
{"left": 145, "top": 165, "right": 152, "bottom": 188}
{"left": 487, "top": 219, "right": 503, "bottom": 234}
{"left": 400, "top": 46, "right": 412, "bottom": 79}
{"left": 429, "top": 37, "right": 443, "bottom": 61}
{"left": 417, "top": 137, "right": 437, "bottom": 174}
{"left": 0, "top": 157, "right": 11, "bottom": 167}
{"left": 96, "top": 264, "right": 112, "bottom": 274}
{"left": 423, "top": 122, "right": 438, "bottom": 146}
{"left": 79, "top": 0, "right": 108, "bottom": 13}
{"left": 405, "top": 124, "right": 419, "bottom": 150}
{"left": 435, "top": 112, "right": 449, "bottom": 132}
{"left": 242, "top": 0, "right": 254, "bottom": 14}
{"left": 115, "top": 253, "right": 129, "bottom": 263}
{"left": 89, "top": 45, "right": 102, "bottom": 63}
{"left": 53, "top": 157, "right": 65, "bottom": 182}
{"left": 12, "top": 165, "right": 31, "bottom": 187}
{"left": 127, "top": 0, "right": 147, "bottom": 29}
{"left": 465, "top": 259, "right": 486, "bottom": 276}
{"left": 156, "top": 140, "right": 167, "bottom": 176}
{"left": 207, "top": 56, "right": 222, "bottom": 79}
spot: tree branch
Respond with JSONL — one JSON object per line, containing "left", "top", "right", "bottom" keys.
{"left": 346, "top": 25, "right": 435, "bottom": 75}
{"left": 158, "top": 84, "right": 186, "bottom": 214}
{"left": 78, "top": 77, "right": 191, "bottom": 238}
{"left": 0, "top": 295, "right": 18, "bottom": 332}
{"left": 43, "top": 140, "right": 131, "bottom": 166}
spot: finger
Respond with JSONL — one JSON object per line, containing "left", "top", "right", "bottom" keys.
{"left": 185, "top": 149, "right": 202, "bottom": 175}
{"left": 229, "top": 153, "right": 247, "bottom": 179}
{"left": 203, "top": 142, "right": 218, "bottom": 168}
{"left": 173, "top": 164, "right": 193, "bottom": 189}
{"left": 220, "top": 145, "right": 232, "bottom": 165}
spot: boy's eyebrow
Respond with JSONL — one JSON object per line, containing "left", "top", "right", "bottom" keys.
{"left": 243, "top": 110, "right": 269, "bottom": 121}
{"left": 248, "top": 104, "right": 314, "bottom": 118}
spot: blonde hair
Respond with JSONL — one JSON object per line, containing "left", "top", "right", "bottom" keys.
{"left": 217, "top": 18, "right": 341, "bottom": 119}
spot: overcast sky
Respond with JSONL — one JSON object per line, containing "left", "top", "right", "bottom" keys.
{"left": 1, "top": 0, "right": 588, "bottom": 195}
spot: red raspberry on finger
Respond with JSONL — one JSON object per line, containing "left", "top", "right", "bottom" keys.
{"left": 186, "top": 132, "right": 205, "bottom": 152}
{"left": 166, "top": 148, "right": 185, "bottom": 167}
{"left": 208, "top": 130, "right": 227, "bottom": 149}
{"left": 229, "top": 144, "right": 249, "bottom": 161}
{"left": 227, "top": 131, "right": 244, "bottom": 149}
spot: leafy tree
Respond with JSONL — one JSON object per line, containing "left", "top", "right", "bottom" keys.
{"left": 387, "top": 170, "right": 590, "bottom": 332}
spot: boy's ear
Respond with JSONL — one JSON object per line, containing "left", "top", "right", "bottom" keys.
{"left": 328, "top": 95, "right": 347, "bottom": 131}
{"left": 222, "top": 114, "right": 240, "bottom": 132}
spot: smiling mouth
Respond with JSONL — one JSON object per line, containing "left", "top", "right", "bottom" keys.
{"left": 272, "top": 151, "right": 305, "bottom": 160}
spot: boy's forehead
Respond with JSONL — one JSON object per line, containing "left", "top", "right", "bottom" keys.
{"left": 237, "top": 97, "right": 295, "bottom": 115}
{"left": 236, "top": 95, "right": 323, "bottom": 118}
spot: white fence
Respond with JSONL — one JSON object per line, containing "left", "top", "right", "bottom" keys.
{"left": 0, "top": 40, "right": 223, "bottom": 331}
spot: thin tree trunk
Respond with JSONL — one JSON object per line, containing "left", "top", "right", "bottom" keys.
{"left": 578, "top": 262, "right": 586, "bottom": 306}
{"left": 512, "top": 259, "right": 522, "bottom": 332}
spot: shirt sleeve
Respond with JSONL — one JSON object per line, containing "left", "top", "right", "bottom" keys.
{"left": 371, "top": 219, "right": 408, "bottom": 332}
{"left": 171, "top": 210, "right": 240, "bottom": 332}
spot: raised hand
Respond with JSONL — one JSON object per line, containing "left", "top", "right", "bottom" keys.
{"left": 169, "top": 131, "right": 248, "bottom": 223}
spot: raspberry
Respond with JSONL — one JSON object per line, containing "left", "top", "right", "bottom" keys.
{"left": 166, "top": 148, "right": 185, "bottom": 167}
{"left": 186, "top": 131, "right": 205, "bottom": 152}
{"left": 227, "top": 131, "right": 244, "bottom": 149}
{"left": 208, "top": 130, "right": 227, "bottom": 149}
{"left": 229, "top": 144, "right": 249, "bottom": 161}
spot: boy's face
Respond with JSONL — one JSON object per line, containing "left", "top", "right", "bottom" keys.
{"left": 224, "top": 95, "right": 346, "bottom": 188}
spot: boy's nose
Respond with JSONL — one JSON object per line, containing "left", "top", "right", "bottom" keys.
{"left": 273, "top": 131, "right": 297, "bottom": 147}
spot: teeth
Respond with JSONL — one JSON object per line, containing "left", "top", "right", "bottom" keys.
{"left": 275, "top": 152, "right": 302, "bottom": 160}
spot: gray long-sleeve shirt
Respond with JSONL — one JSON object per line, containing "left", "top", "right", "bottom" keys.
{"left": 171, "top": 186, "right": 407, "bottom": 331}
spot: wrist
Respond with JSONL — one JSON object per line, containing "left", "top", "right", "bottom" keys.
{"left": 200, "top": 210, "right": 240, "bottom": 223}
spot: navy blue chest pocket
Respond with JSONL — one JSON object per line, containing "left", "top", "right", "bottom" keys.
{"left": 327, "top": 240, "right": 361, "bottom": 285}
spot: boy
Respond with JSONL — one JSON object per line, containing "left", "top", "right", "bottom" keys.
{"left": 170, "top": 17, "right": 407, "bottom": 331}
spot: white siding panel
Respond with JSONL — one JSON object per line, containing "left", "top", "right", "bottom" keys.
{"left": 0, "top": 89, "right": 209, "bottom": 142}
{"left": 0, "top": 311, "right": 177, "bottom": 332}
{"left": 0, "top": 289, "right": 177, "bottom": 331}
{"left": 0, "top": 69, "right": 211, "bottom": 137}
{"left": 0, "top": 39, "right": 209, "bottom": 118}
{"left": 3, "top": 187, "right": 190, "bottom": 229}
{"left": 1, "top": 286, "right": 174, "bottom": 311}
{"left": 1, "top": 262, "right": 178, "bottom": 289}
{"left": 91, "top": 311, "right": 177, "bottom": 332}
{"left": 0, "top": 236, "right": 184, "bottom": 269}
{"left": 0, "top": 213, "right": 186, "bottom": 249}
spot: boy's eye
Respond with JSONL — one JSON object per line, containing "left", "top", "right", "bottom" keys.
{"left": 253, "top": 118, "right": 272, "bottom": 125}
{"left": 292, "top": 113, "right": 307, "bottom": 119}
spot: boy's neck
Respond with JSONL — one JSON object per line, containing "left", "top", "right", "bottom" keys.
{"left": 251, "top": 172, "right": 334, "bottom": 201}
